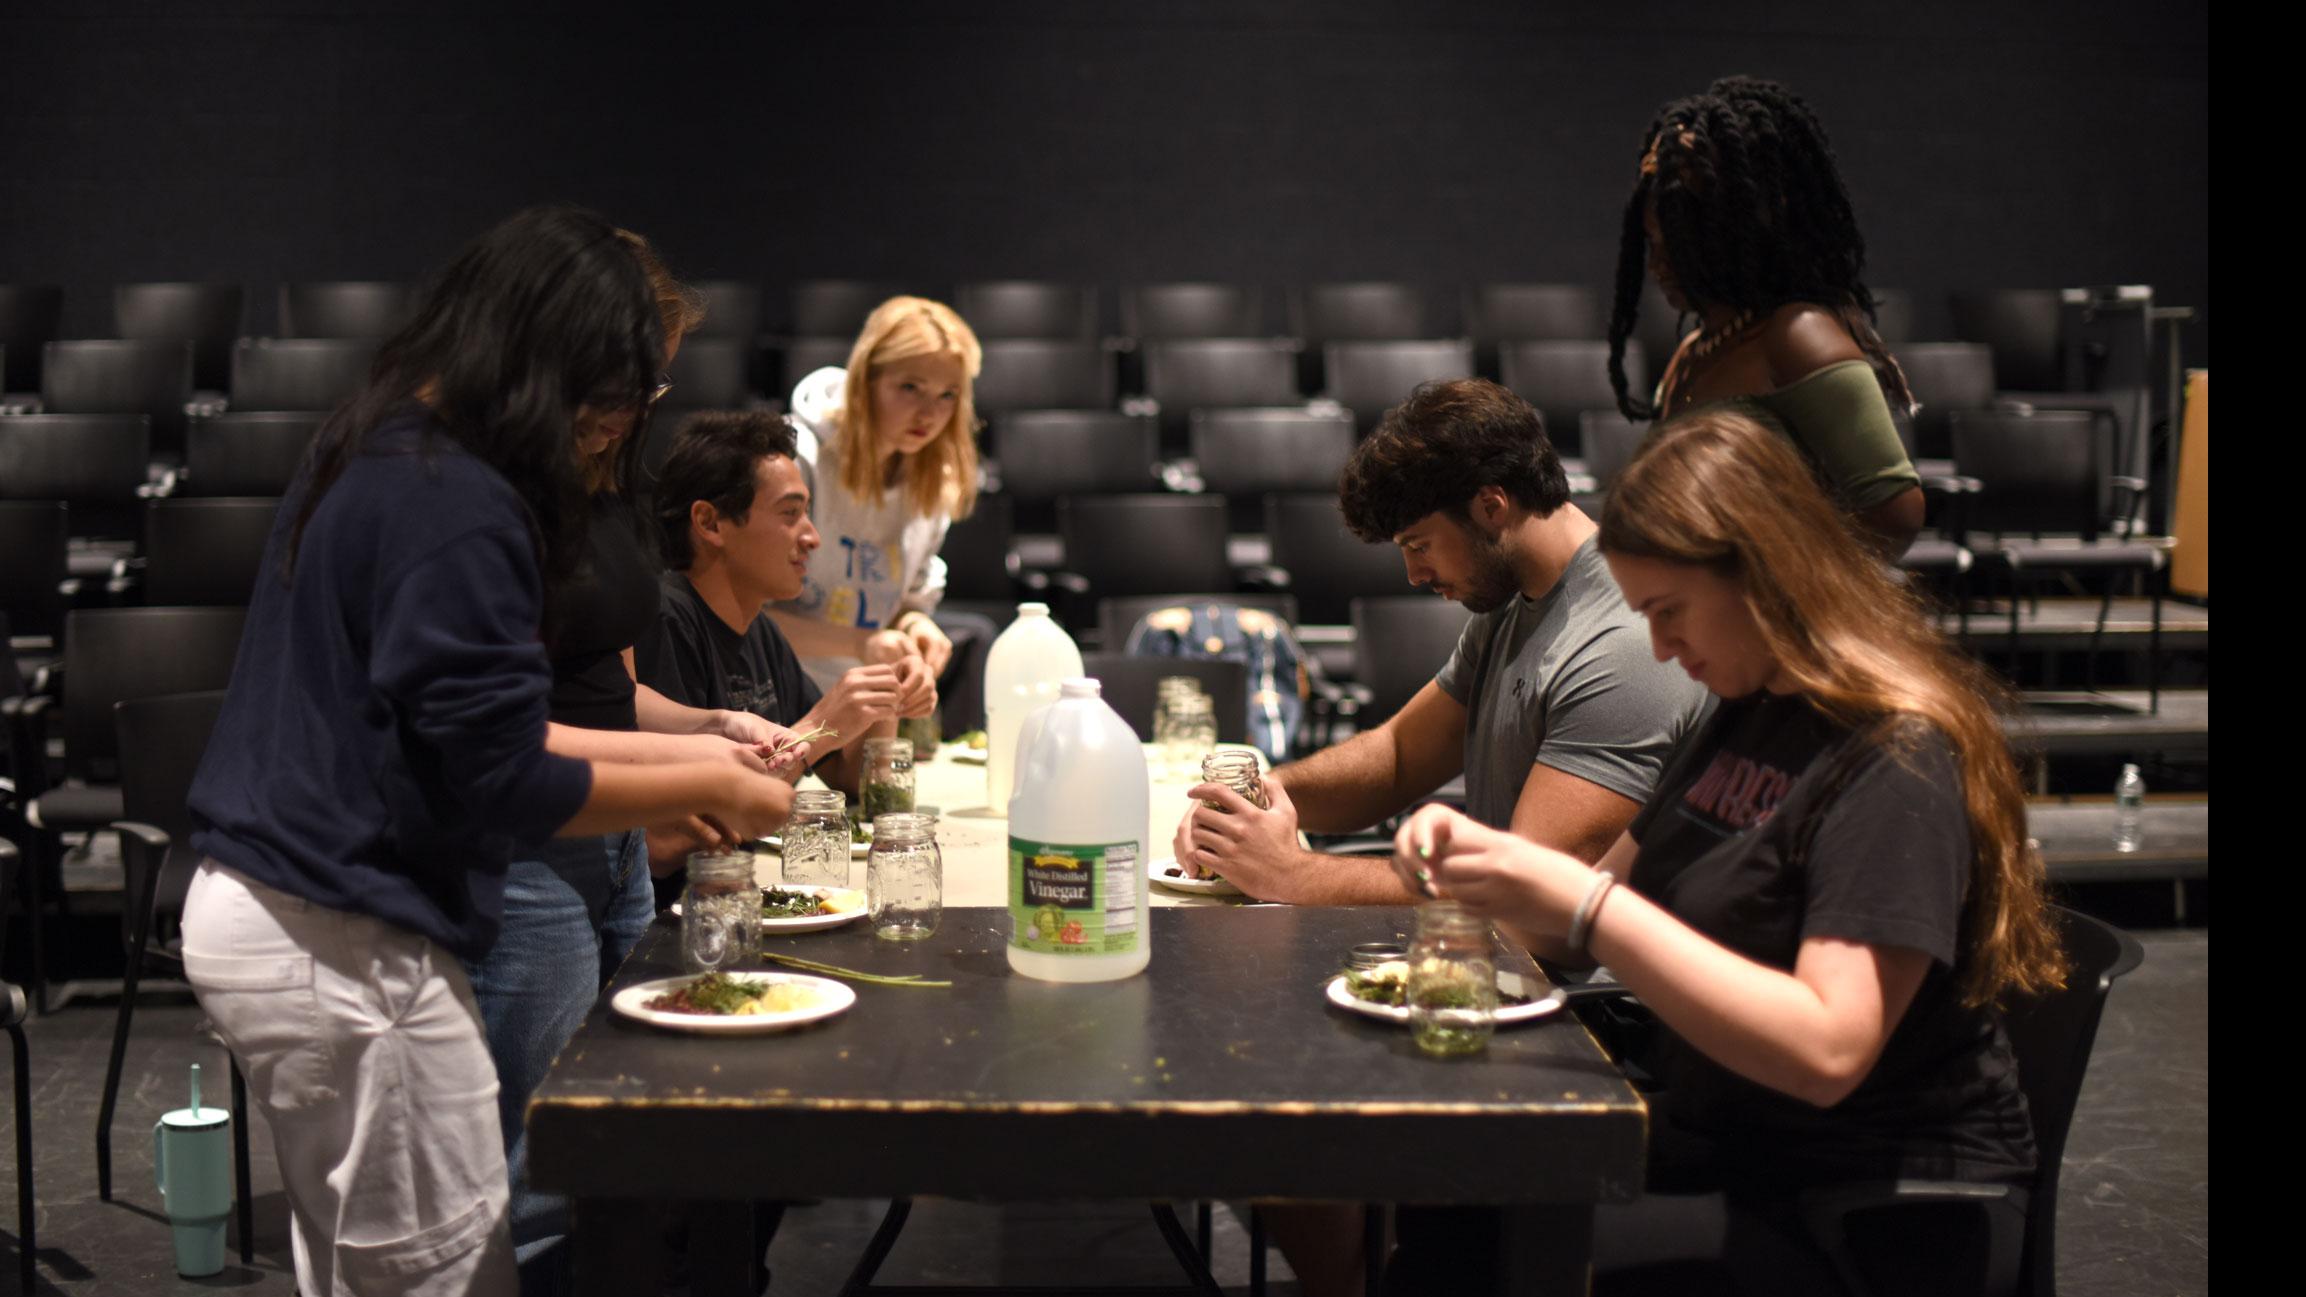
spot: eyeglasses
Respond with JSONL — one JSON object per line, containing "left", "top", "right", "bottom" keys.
{"left": 649, "top": 373, "right": 674, "bottom": 405}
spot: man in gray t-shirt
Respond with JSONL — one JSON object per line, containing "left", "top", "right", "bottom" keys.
{"left": 1174, "top": 379, "right": 1708, "bottom": 906}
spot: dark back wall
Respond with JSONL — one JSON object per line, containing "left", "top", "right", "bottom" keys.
{"left": 1, "top": 1, "right": 2208, "bottom": 355}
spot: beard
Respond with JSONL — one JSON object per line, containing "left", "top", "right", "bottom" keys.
{"left": 1453, "top": 532, "right": 1521, "bottom": 614}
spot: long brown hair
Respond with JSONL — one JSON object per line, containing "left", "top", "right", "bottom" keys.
{"left": 1600, "top": 410, "right": 2065, "bottom": 1006}
{"left": 578, "top": 229, "right": 706, "bottom": 495}
{"left": 833, "top": 296, "right": 982, "bottom": 521}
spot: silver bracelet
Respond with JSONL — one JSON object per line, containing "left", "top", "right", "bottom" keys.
{"left": 1566, "top": 873, "right": 1616, "bottom": 955}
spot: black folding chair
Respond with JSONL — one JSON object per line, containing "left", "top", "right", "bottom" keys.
{"left": 0, "top": 284, "right": 62, "bottom": 396}
{"left": 278, "top": 281, "right": 411, "bottom": 339}
{"left": 182, "top": 411, "right": 321, "bottom": 497}
{"left": 955, "top": 282, "right": 1099, "bottom": 339}
{"left": 1190, "top": 409, "right": 1355, "bottom": 532}
{"left": 138, "top": 498, "right": 283, "bottom": 606}
{"left": 113, "top": 283, "right": 242, "bottom": 394}
{"left": 1348, "top": 597, "right": 1470, "bottom": 726}
{"left": 228, "top": 338, "right": 371, "bottom": 413}
{"left": 1499, "top": 341, "right": 1645, "bottom": 457}
{"left": 0, "top": 838, "right": 34, "bottom": 1292}
{"left": 1322, "top": 341, "right": 1476, "bottom": 438}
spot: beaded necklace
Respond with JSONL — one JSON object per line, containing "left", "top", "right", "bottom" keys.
{"left": 1659, "top": 309, "right": 1759, "bottom": 415}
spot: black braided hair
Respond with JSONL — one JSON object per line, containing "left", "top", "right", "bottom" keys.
{"left": 1607, "top": 76, "right": 1911, "bottom": 420}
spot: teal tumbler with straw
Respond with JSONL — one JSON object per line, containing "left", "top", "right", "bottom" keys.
{"left": 152, "top": 1063, "right": 233, "bottom": 1276}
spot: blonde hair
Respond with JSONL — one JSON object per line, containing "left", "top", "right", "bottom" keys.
{"left": 833, "top": 296, "right": 982, "bottom": 520}
{"left": 581, "top": 229, "right": 705, "bottom": 493}
{"left": 1600, "top": 409, "right": 2066, "bottom": 1008}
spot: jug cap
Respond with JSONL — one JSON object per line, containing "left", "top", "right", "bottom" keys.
{"left": 1059, "top": 677, "right": 1101, "bottom": 699}
{"left": 1017, "top": 602, "right": 1050, "bottom": 617}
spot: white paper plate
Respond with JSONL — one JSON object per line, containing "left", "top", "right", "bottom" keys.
{"left": 1147, "top": 856, "right": 1245, "bottom": 897}
{"left": 759, "top": 886, "right": 869, "bottom": 933}
{"left": 949, "top": 749, "right": 987, "bottom": 765}
{"left": 611, "top": 973, "right": 855, "bottom": 1035}
{"left": 1323, "top": 971, "right": 1564, "bottom": 1027}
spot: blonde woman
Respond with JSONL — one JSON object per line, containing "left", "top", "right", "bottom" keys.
{"left": 771, "top": 295, "right": 989, "bottom": 727}
{"left": 1383, "top": 409, "right": 2065, "bottom": 1295}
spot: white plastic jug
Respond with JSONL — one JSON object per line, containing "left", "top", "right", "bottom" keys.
{"left": 982, "top": 602, "right": 1083, "bottom": 809}
{"left": 1006, "top": 678, "right": 1151, "bottom": 982}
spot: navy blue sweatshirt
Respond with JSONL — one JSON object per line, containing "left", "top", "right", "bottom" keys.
{"left": 189, "top": 411, "right": 593, "bottom": 962}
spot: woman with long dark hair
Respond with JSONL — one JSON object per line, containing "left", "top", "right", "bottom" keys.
{"left": 181, "top": 207, "right": 795, "bottom": 1296}
{"left": 1384, "top": 409, "right": 2064, "bottom": 1293}
{"left": 1608, "top": 76, "right": 1927, "bottom": 559}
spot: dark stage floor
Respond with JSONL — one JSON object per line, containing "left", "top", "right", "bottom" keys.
{"left": 1, "top": 929, "right": 2207, "bottom": 1297}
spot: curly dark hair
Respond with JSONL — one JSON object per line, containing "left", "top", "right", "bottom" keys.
{"left": 1607, "top": 76, "right": 1910, "bottom": 420}
{"left": 1337, "top": 378, "right": 1568, "bottom": 542}
{"left": 652, "top": 409, "right": 801, "bottom": 568}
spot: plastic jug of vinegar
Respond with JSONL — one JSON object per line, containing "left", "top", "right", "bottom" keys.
{"left": 1006, "top": 678, "right": 1151, "bottom": 982}
{"left": 982, "top": 602, "right": 1083, "bottom": 809}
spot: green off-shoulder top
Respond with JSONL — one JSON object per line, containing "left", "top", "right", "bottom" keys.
{"left": 1676, "top": 359, "right": 1919, "bottom": 512}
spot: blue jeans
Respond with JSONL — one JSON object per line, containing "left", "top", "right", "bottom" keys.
{"left": 466, "top": 831, "right": 654, "bottom": 1296}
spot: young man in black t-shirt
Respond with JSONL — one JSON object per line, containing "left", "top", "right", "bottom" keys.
{"left": 636, "top": 412, "right": 935, "bottom": 800}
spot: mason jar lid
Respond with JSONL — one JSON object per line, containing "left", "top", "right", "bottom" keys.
{"left": 872, "top": 812, "right": 937, "bottom": 846}
{"left": 794, "top": 789, "right": 846, "bottom": 813}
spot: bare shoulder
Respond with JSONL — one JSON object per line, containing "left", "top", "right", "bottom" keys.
{"left": 1759, "top": 302, "right": 1865, "bottom": 385}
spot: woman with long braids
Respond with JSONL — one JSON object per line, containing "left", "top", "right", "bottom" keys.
{"left": 1381, "top": 410, "right": 2065, "bottom": 1294}
{"left": 1608, "top": 76, "right": 1927, "bottom": 559}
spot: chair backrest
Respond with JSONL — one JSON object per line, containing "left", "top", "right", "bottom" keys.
{"left": 996, "top": 411, "right": 1159, "bottom": 503}
{"left": 113, "top": 282, "right": 243, "bottom": 392}
{"left": 1143, "top": 339, "right": 1303, "bottom": 419}
{"left": 42, "top": 340, "right": 192, "bottom": 454}
{"left": 688, "top": 281, "right": 763, "bottom": 341}
{"left": 780, "top": 336, "right": 856, "bottom": 394}
{"left": 0, "top": 283, "right": 63, "bottom": 393}
{"left": 1464, "top": 284, "right": 1600, "bottom": 342}
{"left": 114, "top": 688, "right": 229, "bottom": 928}
{"left": 0, "top": 501, "right": 70, "bottom": 638}
{"left": 1322, "top": 340, "right": 1477, "bottom": 435}
{"left": 790, "top": 281, "right": 920, "bottom": 337}
{"left": 2003, "top": 906, "right": 2145, "bottom": 1297}
{"left": 1899, "top": 342, "right": 1997, "bottom": 461}
{"left": 278, "top": 281, "right": 411, "bottom": 339}
{"left": 0, "top": 414, "right": 151, "bottom": 502}
{"left": 1060, "top": 494, "right": 1232, "bottom": 598}
{"left": 1120, "top": 284, "right": 1266, "bottom": 341}
{"left": 183, "top": 411, "right": 321, "bottom": 496}
{"left": 1293, "top": 283, "right": 1430, "bottom": 342}
{"left": 1078, "top": 653, "right": 1248, "bottom": 744}
{"left": 973, "top": 340, "right": 1115, "bottom": 415}
{"left": 938, "top": 493, "right": 1015, "bottom": 601}
{"left": 1578, "top": 412, "right": 1652, "bottom": 491}
{"left": 61, "top": 607, "right": 246, "bottom": 783}
{"left": 143, "top": 498, "right": 283, "bottom": 606}
{"left": 1951, "top": 409, "right": 2108, "bottom": 539}
{"left": 1097, "top": 593, "right": 1299, "bottom": 655}
{"left": 956, "top": 282, "right": 1098, "bottom": 339}
{"left": 1499, "top": 340, "right": 1644, "bottom": 456}
{"left": 1265, "top": 493, "right": 1405, "bottom": 625}
{"left": 1350, "top": 596, "right": 1470, "bottom": 724}
{"left": 664, "top": 336, "right": 753, "bottom": 408}
{"left": 1950, "top": 290, "right": 2067, "bottom": 393}
{"left": 229, "top": 338, "right": 373, "bottom": 412}
{"left": 1190, "top": 409, "right": 1355, "bottom": 500}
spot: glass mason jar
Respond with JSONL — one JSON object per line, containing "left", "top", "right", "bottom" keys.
{"left": 1407, "top": 900, "right": 1497, "bottom": 1057}
{"left": 867, "top": 812, "right": 942, "bottom": 941}
{"left": 1153, "top": 676, "right": 1205, "bottom": 775}
{"left": 681, "top": 851, "right": 760, "bottom": 973}
{"left": 861, "top": 737, "right": 917, "bottom": 821}
{"left": 1170, "top": 693, "right": 1218, "bottom": 772}
{"left": 782, "top": 788, "right": 850, "bottom": 888}
{"left": 1199, "top": 750, "right": 1270, "bottom": 812}
{"left": 901, "top": 712, "right": 942, "bottom": 762}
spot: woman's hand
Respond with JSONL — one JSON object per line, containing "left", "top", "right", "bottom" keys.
{"left": 896, "top": 612, "right": 954, "bottom": 677}
{"left": 814, "top": 666, "right": 905, "bottom": 743}
{"left": 1391, "top": 805, "right": 1593, "bottom": 937}
{"left": 711, "top": 709, "right": 780, "bottom": 745}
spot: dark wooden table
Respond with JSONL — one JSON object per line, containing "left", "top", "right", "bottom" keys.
{"left": 530, "top": 906, "right": 1648, "bottom": 1296}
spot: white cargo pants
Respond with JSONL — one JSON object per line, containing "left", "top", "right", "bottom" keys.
{"left": 181, "top": 861, "right": 516, "bottom": 1297}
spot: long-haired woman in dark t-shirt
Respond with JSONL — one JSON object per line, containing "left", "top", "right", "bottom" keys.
{"left": 1384, "top": 409, "right": 2066, "bottom": 1294}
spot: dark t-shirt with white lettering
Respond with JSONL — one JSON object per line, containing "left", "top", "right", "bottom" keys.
{"left": 636, "top": 573, "right": 821, "bottom": 728}
{"left": 1626, "top": 692, "right": 2035, "bottom": 1189}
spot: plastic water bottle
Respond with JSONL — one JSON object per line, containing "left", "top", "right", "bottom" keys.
{"left": 2112, "top": 763, "right": 2145, "bottom": 852}
{"left": 1006, "top": 678, "right": 1151, "bottom": 983}
{"left": 983, "top": 602, "right": 1083, "bottom": 810}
